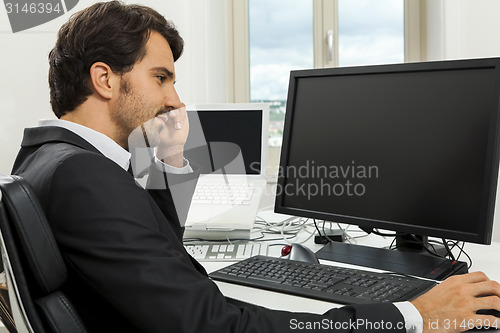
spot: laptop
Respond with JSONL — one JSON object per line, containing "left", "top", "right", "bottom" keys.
{"left": 183, "top": 103, "right": 269, "bottom": 240}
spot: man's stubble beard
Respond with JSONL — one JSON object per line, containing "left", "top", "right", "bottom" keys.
{"left": 111, "top": 77, "right": 162, "bottom": 150}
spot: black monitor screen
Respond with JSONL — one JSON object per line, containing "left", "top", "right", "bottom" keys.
{"left": 275, "top": 58, "right": 500, "bottom": 244}
{"left": 184, "top": 110, "right": 263, "bottom": 175}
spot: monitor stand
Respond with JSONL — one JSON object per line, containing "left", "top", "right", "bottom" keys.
{"left": 393, "top": 234, "right": 448, "bottom": 257}
{"left": 314, "top": 234, "right": 468, "bottom": 281}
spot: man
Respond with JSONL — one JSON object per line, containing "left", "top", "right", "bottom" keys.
{"left": 11, "top": 1, "right": 500, "bottom": 332}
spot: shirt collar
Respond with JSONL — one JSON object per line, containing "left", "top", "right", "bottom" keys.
{"left": 38, "top": 119, "right": 131, "bottom": 171}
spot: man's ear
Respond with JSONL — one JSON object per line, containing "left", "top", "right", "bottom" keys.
{"left": 89, "top": 62, "right": 118, "bottom": 100}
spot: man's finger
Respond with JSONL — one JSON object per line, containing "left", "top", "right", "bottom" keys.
{"left": 474, "top": 295, "right": 500, "bottom": 312}
{"left": 473, "top": 280, "right": 500, "bottom": 297}
{"left": 449, "top": 271, "right": 490, "bottom": 284}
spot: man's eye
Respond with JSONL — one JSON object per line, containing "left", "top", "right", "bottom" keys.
{"left": 156, "top": 76, "right": 166, "bottom": 83}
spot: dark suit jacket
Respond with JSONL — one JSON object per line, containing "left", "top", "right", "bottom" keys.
{"left": 12, "top": 126, "right": 406, "bottom": 332}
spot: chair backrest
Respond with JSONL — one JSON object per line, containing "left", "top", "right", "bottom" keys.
{"left": 0, "top": 175, "right": 88, "bottom": 333}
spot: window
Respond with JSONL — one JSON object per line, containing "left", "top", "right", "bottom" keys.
{"left": 232, "top": 0, "right": 416, "bottom": 150}
{"left": 249, "top": 0, "right": 314, "bottom": 146}
{"left": 338, "top": 0, "right": 404, "bottom": 66}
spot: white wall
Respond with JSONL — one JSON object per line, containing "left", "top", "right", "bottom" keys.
{"left": 424, "top": 0, "right": 500, "bottom": 61}
{"left": 423, "top": 0, "right": 500, "bottom": 242}
{"left": 0, "top": 0, "right": 230, "bottom": 175}
{"left": 0, "top": 13, "right": 56, "bottom": 175}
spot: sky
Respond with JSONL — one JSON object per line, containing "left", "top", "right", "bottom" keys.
{"left": 249, "top": 0, "right": 404, "bottom": 102}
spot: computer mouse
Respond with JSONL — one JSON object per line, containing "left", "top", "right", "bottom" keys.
{"left": 475, "top": 309, "right": 500, "bottom": 329}
{"left": 281, "top": 243, "right": 319, "bottom": 264}
{"left": 477, "top": 309, "right": 500, "bottom": 317}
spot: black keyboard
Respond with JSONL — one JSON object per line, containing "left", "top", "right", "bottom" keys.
{"left": 209, "top": 256, "right": 436, "bottom": 304}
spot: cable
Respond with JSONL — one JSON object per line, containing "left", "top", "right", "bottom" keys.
{"left": 389, "top": 236, "right": 397, "bottom": 250}
{"left": 446, "top": 240, "right": 473, "bottom": 269}
{"left": 321, "top": 221, "right": 334, "bottom": 241}
{"left": 253, "top": 215, "right": 302, "bottom": 234}
{"left": 312, "top": 219, "right": 353, "bottom": 244}
{"left": 387, "top": 235, "right": 474, "bottom": 269}
{"left": 389, "top": 238, "right": 437, "bottom": 257}
{"left": 372, "top": 229, "right": 397, "bottom": 237}
{"left": 254, "top": 214, "right": 317, "bottom": 246}
{"left": 313, "top": 219, "right": 325, "bottom": 242}
{"left": 441, "top": 238, "right": 456, "bottom": 261}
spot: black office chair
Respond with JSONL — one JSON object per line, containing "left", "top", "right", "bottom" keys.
{"left": 0, "top": 175, "right": 88, "bottom": 333}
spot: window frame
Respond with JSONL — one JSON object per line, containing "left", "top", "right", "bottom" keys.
{"left": 227, "top": 0, "right": 424, "bottom": 103}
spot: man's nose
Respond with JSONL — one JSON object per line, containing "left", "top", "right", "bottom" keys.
{"left": 165, "top": 85, "right": 183, "bottom": 110}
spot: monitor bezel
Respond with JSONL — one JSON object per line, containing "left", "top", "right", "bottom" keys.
{"left": 274, "top": 57, "right": 500, "bottom": 245}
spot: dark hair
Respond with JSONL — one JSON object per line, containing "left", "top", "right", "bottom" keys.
{"left": 48, "top": 1, "right": 184, "bottom": 118}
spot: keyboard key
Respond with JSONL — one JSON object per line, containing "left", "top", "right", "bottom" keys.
{"left": 184, "top": 243, "right": 268, "bottom": 261}
{"left": 192, "top": 183, "right": 255, "bottom": 206}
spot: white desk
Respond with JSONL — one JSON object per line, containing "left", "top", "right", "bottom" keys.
{"left": 228, "top": 183, "right": 500, "bottom": 313}
{"left": 201, "top": 235, "right": 500, "bottom": 329}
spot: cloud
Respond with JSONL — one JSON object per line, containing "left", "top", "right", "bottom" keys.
{"left": 339, "top": 35, "right": 404, "bottom": 67}
{"left": 338, "top": 0, "right": 403, "bottom": 36}
{"left": 251, "top": 63, "right": 294, "bottom": 101}
{"left": 249, "top": 0, "right": 313, "bottom": 50}
{"left": 250, "top": 44, "right": 313, "bottom": 101}
{"left": 249, "top": 0, "right": 404, "bottom": 101}
{"left": 249, "top": 0, "right": 314, "bottom": 101}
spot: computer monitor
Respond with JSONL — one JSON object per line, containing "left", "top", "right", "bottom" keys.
{"left": 275, "top": 57, "right": 500, "bottom": 278}
{"left": 183, "top": 104, "right": 267, "bottom": 176}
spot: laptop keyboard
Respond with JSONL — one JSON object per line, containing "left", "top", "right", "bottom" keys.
{"left": 191, "top": 183, "right": 255, "bottom": 205}
{"left": 185, "top": 243, "right": 268, "bottom": 261}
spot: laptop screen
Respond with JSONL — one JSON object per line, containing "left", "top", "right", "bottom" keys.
{"left": 184, "top": 107, "right": 265, "bottom": 175}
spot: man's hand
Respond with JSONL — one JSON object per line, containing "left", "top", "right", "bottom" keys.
{"left": 411, "top": 271, "right": 500, "bottom": 332}
{"left": 156, "top": 106, "right": 189, "bottom": 168}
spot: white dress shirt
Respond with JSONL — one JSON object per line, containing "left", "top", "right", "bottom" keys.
{"left": 395, "top": 301, "right": 423, "bottom": 333}
{"left": 39, "top": 119, "right": 191, "bottom": 174}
